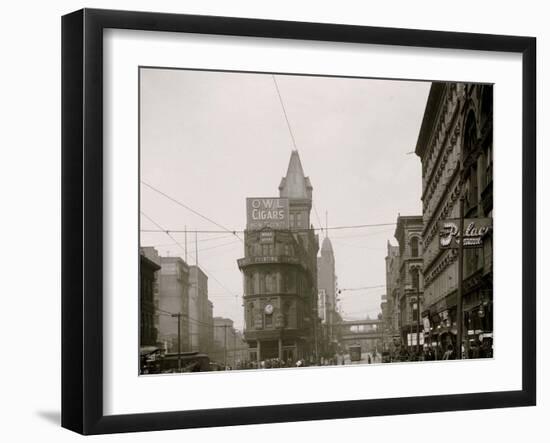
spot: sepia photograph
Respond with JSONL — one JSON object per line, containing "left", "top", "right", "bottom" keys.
{"left": 138, "top": 67, "right": 493, "bottom": 375}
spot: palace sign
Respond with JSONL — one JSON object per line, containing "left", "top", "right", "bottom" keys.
{"left": 246, "top": 197, "right": 289, "bottom": 230}
{"left": 438, "top": 218, "right": 492, "bottom": 249}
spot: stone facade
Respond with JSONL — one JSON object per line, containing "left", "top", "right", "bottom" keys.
{"left": 394, "top": 215, "right": 424, "bottom": 349}
{"left": 385, "top": 241, "right": 400, "bottom": 336}
{"left": 415, "top": 82, "right": 493, "bottom": 354}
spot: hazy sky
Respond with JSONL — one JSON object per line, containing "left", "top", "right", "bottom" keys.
{"left": 140, "top": 68, "right": 431, "bottom": 330}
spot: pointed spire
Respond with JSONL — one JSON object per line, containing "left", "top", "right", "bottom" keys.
{"left": 321, "top": 236, "right": 333, "bottom": 253}
{"left": 279, "top": 150, "right": 313, "bottom": 200}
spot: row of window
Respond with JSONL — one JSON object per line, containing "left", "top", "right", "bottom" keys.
{"left": 245, "top": 300, "right": 296, "bottom": 330}
{"left": 246, "top": 242, "right": 296, "bottom": 257}
{"left": 289, "top": 212, "right": 306, "bottom": 228}
{"left": 140, "top": 275, "right": 154, "bottom": 303}
{"left": 399, "top": 236, "right": 421, "bottom": 258}
{"left": 399, "top": 267, "right": 422, "bottom": 292}
{"left": 244, "top": 269, "right": 308, "bottom": 296}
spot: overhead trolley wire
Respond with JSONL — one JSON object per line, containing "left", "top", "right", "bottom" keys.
{"left": 312, "top": 202, "right": 324, "bottom": 236}
{"left": 141, "top": 180, "right": 243, "bottom": 242}
{"left": 140, "top": 222, "right": 396, "bottom": 235}
{"left": 338, "top": 284, "right": 385, "bottom": 293}
{"left": 272, "top": 75, "right": 298, "bottom": 151}
{"left": 140, "top": 211, "right": 239, "bottom": 299}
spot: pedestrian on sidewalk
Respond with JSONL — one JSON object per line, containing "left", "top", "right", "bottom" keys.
{"left": 442, "top": 344, "right": 455, "bottom": 360}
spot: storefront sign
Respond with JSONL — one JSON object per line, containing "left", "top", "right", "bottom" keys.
{"left": 438, "top": 218, "right": 492, "bottom": 249}
{"left": 246, "top": 197, "right": 289, "bottom": 230}
{"left": 259, "top": 230, "right": 275, "bottom": 244}
{"left": 238, "top": 256, "right": 301, "bottom": 267}
{"left": 407, "top": 333, "right": 425, "bottom": 346}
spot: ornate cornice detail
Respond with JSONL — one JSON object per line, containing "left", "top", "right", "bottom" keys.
{"left": 424, "top": 249, "right": 458, "bottom": 287}
{"left": 423, "top": 177, "right": 462, "bottom": 247}
{"left": 422, "top": 122, "right": 461, "bottom": 210}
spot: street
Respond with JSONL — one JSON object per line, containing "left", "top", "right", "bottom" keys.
{"left": 344, "top": 352, "right": 382, "bottom": 365}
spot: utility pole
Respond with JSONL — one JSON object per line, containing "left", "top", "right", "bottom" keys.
{"left": 171, "top": 313, "right": 182, "bottom": 372}
{"left": 457, "top": 195, "right": 465, "bottom": 359}
{"left": 416, "top": 295, "right": 421, "bottom": 354}
{"left": 234, "top": 329, "right": 237, "bottom": 368}
{"left": 224, "top": 324, "right": 228, "bottom": 369}
{"left": 195, "top": 231, "right": 198, "bottom": 266}
{"left": 184, "top": 225, "right": 188, "bottom": 263}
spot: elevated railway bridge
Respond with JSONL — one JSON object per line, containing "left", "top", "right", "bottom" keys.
{"left": 335, "top": 319, "right": 385, "bottom": 351}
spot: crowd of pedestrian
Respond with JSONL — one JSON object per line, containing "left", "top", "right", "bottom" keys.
{"left": 386, "top": 338, "right": 493, "bottom": 362}
{"left": 218, "top": 339, "right": 494, "bottom": 370}
{"left": 234, "top": 358, "right": 315, "bottom": 370}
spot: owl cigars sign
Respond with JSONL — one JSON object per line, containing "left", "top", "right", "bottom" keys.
{"left": 438, "top": 218, "right": 492, "bottom": 249}
{"left": 246, "top": 198, "right": 289, "bottom": 230}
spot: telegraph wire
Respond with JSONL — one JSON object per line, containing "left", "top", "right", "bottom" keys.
{"left": 272, "top": 75, "right": 298, "bottom": 151}
{"left": 312, "top": 202, "right": 324, "bottom": 236}
{"left": 338, "top": 284, "right": 385, "bottom": 293}
{"left": 144, "top": 234, "right": 234, "bottom": 247}
{"left": 157, "top": 308, "right": 222, "bottom": 328}
{"left": 140, "top": 211, "right": 238, "bottom": 298}
{"left": 140, "top": 222, "right": 396, "bottom": 235}
{"left": 141, "top": 180, "right": 243, "bottom": 242}
{"left": 144, "top": 239, "right": 240, "bottom": 254}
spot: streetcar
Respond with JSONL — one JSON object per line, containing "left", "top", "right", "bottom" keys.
{"left": 348, "top": 345, "right": 362, "bottom": 362}
{"left": 160, "top": 351, "right": 211, "bottom": 373}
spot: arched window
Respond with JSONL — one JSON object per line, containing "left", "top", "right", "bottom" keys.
{"left": 247, "top": 302, "right": 254, "bottom": 329}
{"left": 283, "top": 302, "right": 291, "bottom": 327}
{"left": 253, "top": 272, "right": 260, "bottom": 293}
{"left": 410, "top": 237, "right": 419, "bottom": 257}
{"left": 265, "top": 273, "right": 276, "bottom": 293}
{"left": 463, "top": 111, "right": 479, "bottom": 214}
{"left": 246, "top": 274, "right": 254, "bottom": 295}
{"left": 463, "top": 111, "right": 477, "bottom": 160}
{"left": 411, "top": 268, "right": 420, "bottom": 291}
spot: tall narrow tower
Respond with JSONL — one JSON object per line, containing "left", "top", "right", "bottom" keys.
{"left": 279, "top": 150, "right": 313, "bottom": 230}
{"left": 317, "top": 235, "right": 337, "bottom": 356}
{"left": 238, "top": 150, "right": 319, "bottom": 363}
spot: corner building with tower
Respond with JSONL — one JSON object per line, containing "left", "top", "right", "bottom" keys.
{"left": 238, "top": 151, "right": 319, "bottom": 363}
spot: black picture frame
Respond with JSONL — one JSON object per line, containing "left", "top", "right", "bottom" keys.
{"left": 61, "top": 8, "right": 536, "bottom": 435}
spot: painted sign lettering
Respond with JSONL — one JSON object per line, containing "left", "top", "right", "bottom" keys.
{"left": 246, "top": 198, "right": 289, "bottom": 230}
{"left": 438, "top": 218, "right": 492, "bottom": 249}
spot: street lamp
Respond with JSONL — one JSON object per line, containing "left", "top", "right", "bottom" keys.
{"left": 414, "top": 289, "right": 425, "bottom": 355}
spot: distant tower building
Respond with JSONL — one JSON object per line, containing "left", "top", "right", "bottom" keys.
{"left": 238, "top": 150, "right": 319, "bottom": 363}
{"left": 317, "top": 235, "right": 337, "bottom": 356}
{"left": 157, "top": 256, "right": 190, "bottom": 353}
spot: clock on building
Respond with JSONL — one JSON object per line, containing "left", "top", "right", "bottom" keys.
{"left": 264, "top": 304, "right": 274, "bottom": 315}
